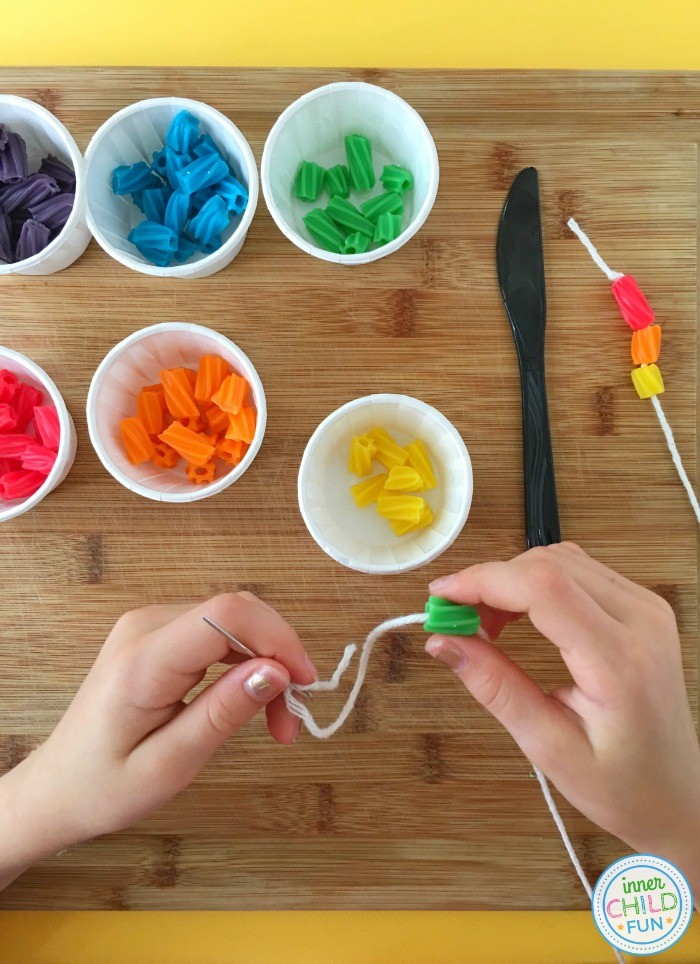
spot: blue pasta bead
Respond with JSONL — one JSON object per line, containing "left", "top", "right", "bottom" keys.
{"left": 175, "top": 153, "right": 229, "bottom": 197}
{"left": 151, "top": 148, "right": 168, "bottom": 177}
{"left": 112, "top": 162, "right": 161, "bottom": 195}
{"left": 164, "top": 190, "right": 190, "bottom": 235}
{"left": 215, "top": 174, "right": 248, "bottom": 215}
{"left": 174, "top": 234, "right": 198, "bottom": 263}
{"left": 164, "top": 110, "right": 200, "bottom": 155}
{"left": 142, "top": 187, "right": 170, "bottom": 224}
{"left": 136, "top": 245, "right": 175, "bottom": 268}
{"left": 164, "top": 147, "right": 191, "bottom": 191}
{"left": 190, "top": 187, "right": 215, "bottom": 211}
{"left": 130, "top": 190, "right": 146, "bottom": 213}
{"left": 189, "top": 195, "right": 229, "bottom": 245}
{"left": 192, "top": 134, "right": 219, "bottom": 158}
{"left": 128, "top": 220, "right": 178, "bottom": 255}
{"left": 201, "top": 234, "right": 222, "bottom": 255}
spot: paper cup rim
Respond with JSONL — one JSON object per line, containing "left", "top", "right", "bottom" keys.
{"left": 298, "top": 393, "right": 473, "bottom": 574}
{"left": 0, "top": 94, "right": 86, "bottom": 276}
{"left": 0, "top": 346, "right": 74, "bottom": 521}
{"left": 86, "top": 322, "right": 267, "bottom": 503}
{"left": 83, "top": 97, "right": 259, "bottom": 278}
{"left": 261, "top": 82, "right": 439, "bottom": 266}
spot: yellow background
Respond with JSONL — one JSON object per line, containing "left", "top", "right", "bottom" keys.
{"left": 2, "top": 0, "right": 700, "bottom": 960}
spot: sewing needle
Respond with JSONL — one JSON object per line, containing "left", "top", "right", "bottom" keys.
{"left": 202, "top": 615, "right": 308, "bottom": 695}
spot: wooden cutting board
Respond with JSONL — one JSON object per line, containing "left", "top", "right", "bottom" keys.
{"left": 0, "top": 68, "right": 697, "bottom": 911}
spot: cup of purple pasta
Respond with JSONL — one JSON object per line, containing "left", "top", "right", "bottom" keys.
{"left": 0, "top": 95, "right": 90, "bottom": 276}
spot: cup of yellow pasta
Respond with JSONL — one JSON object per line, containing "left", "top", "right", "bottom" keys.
{"left": 298, "top": 394, "right": 472, "bottom": 574}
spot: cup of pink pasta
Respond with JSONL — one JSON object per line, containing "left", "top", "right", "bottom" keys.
{"left": 0, "top": 347, "right": 77, "bottom": 521}
{"left": 0, "top": 95, "right": 90, "bottom": 275}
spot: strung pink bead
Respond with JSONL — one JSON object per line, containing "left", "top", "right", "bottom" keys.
{"left": 611, "top": 275, "right": 655, "bottom": 331}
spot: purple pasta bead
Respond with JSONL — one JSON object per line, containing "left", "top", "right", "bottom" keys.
{"left": 0, "top": 173, "right": 60, "bottom": 216}
{"left": 0, "top": 131, "right": 29, "bottom": 184}
{"left": 38, "top": 153, "right": 76, "bottom": 193}
{"left": 0, "top": 125, "right": 8, "bottom": 151}
{"left": 15, "top": 218, "right": 51, "bottom": 262}
{"left": 28, "top": 192, "right": 75, "bottom": 232}
{"left": 0, "top": 212, "right": 12, "bottom": 263}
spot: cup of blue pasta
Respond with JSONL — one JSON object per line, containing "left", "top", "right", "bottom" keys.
{"left": 83, "top": 98, "right": 258, "bottom": 279}
{"left": 0, "top": 95, "right": 91, "bottom": 276}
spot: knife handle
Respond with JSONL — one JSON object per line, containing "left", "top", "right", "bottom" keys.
{"left": 520, "top": 367, "right": 561, "bottom": 548}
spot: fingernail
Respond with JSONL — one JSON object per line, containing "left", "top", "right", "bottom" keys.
{"left": 244, "top": 665, "right": 289, "bottom": 703}
{"left": 429, "top": 574, "right": 453, "bottom": 593}
{"left": 304, "top": 654, "right": 319, "bottom": 681}
{"left": 425, "top": 637, "right": 469, "bottom": 671}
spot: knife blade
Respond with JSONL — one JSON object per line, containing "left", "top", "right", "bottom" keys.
{"left": 496, "top": 166, "right": 561, "bottom": 548}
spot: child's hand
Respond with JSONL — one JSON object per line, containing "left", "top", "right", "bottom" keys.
{"left": 426, "top": 543, "right": 700, "bottom": 894}
{"left": 0, "top": 592, "right": 315, "bottom": 888}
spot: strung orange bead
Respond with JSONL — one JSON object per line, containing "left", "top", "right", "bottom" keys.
{"left": 631, "top": 324, "right": 661, "bottom": 365}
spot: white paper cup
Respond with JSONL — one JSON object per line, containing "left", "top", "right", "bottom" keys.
{"left": 0, "top": 95, "right": 90, "bottom": 276}
{"left": 298, "top": 394, "right": 472, "bottom": 574}
{"left": 87, "top": 323, "right": 266, "bottom": 503}
{"left": 0, "top": 347, "right": 77, "bottom": 522}
{"left": 84, "top": 98, "right": 258, "bottom": 279}
{"left": 262, "top": 82, "right": 439, "bottom": 265}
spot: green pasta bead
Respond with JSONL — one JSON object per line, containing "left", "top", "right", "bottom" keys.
{"left": 324, "top": 164, "right": 351, "bottom": 199}
{"left": 294, "top": 161, "right": 325, "bottom": 201}
{"left": 423, "top": 596, "right": 480, "bottom": 636}
{"left": 303, "top": 209, "right": 346, "bottom": 253}
{"left": 344, "top": 134, "right": 375, "bottom": 191}
{"left": 380, "top": 164, "right": 414, "bottom": 195}
{"left": 360, "top": 191, "right": 403, "bottom": 224}
{"left": 326, "top": 196, "right": 375, "bottom": 239}
{"left": 373, "top": 212, "right": 403, "bottom": 245}
{"left": 341, "top": 232, "right": 371, "bottom": 255}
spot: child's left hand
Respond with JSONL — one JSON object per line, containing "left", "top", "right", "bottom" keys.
{"left": 0, "top": 592, "right": 315, "bottom": 889}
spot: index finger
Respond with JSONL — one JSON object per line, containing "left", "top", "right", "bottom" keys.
{"left": 143, "top": 593, "right": 316, "bottom": 698}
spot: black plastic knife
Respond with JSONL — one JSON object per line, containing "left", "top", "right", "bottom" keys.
{"left": 496, "top": 167, "right": 560, "bottom": 548}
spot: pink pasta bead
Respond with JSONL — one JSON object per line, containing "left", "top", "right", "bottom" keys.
{"left": 0, "top": 369, "right": 18, "bottom": 403}
{"left": 611, "top": 275, "right": 655, "bottom": 331}
{"left": 0, "top": 457, "right": 21, "bottom": 475}
{"left": 21, "top": 443, "right": 57, "bottom": 476}
{"left": 33, "top": 404, "right": 60, "bottom": 450}
{"left": 0, "top": 433, "right": 35, "bottom": 458}
{"left": 0, "top": 402, "right": 18, "bottom": 431}
{"left": 0, "top": 469, "right": 45, "bottom": 500}
{"left": 13, "top": 383, "right": 43, "bottom": 431}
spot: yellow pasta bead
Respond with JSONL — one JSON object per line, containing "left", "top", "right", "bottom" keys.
{"left": 406, "top": 439, "right": 437, "bottom": 490}
{"left": 348, "top": 435, "right": 376, "bottom": 476}
{"left": 376, "top": 493, "right": 425, "bottom": 524}
{"left": 384, "top": 465, "right": 424, "bottom": 492}
{"left": 368, "top": 427, "right": 409, "bottom": 469}
{"left": 391, "top": 504, "right": 434, "bottom": 536}
{"left": 631, "top": 363, "right": 665, "bottom": 399}
{"left": 351, "top": 473, "right": 388, "bottom": 508}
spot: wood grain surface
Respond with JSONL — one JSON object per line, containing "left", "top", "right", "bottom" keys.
{"left": 0, "top": 69, "right": 697, "bottom": 911}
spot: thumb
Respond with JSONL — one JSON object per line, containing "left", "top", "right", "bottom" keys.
{"left": 425, "top": 634, "right": 578, "bottom": 767}
{"left": 135, "top": 658, "right": 290, "bottom": 788}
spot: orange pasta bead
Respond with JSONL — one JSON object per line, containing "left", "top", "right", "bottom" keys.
{"left": 186, "top": 460, "right": 217, "bottom": 484}
{"left": 210, "top": 373, "right": 249, "bottom": 415}
{"left": 159, "top": 421, "right": 216, "bottom": 467}
{"left": 120, "top": 417, "right": 155, "bottom": 465}
{"left": 631, "top": 324, "right": 661, "bottom": 365}
{"left": 137, "top": 386, "right": 166, "bottom": 435}
{"left": 178, "top": 414, "right": 206, "bottom": 434}
{"left": 151, "top": 439, "right": 180, "bottom": 469}
{"left": 195, "top": 354, "right": 231, "bottom": 404}
{"left": 225, "top": 404, "right": 256, "bottom": 444}
{"left": 216, "top": 437, "right": 244, "bottom": 465}
{"left": 160, "top": 368, "right": 199, "bottom": 419}
{"left": 203, "top": 404, "right": 229, "bottom": 434}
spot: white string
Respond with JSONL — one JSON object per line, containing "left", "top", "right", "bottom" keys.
{"left": 567, "top": 217, "right": 624, "bottom": 282}
{"left": 651, "top": 394, "right": 700, "bottom": 525}
{"left": 285, "top": 615, "right": 627, "bottom": 960}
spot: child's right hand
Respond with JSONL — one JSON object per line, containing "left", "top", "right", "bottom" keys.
{"left": 426, "top": 542, "right": 700, "bottom": 897}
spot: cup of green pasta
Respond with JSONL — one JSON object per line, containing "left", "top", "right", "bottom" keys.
{"left": 261, "top": 82, "right": 439, "bottom": 265}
